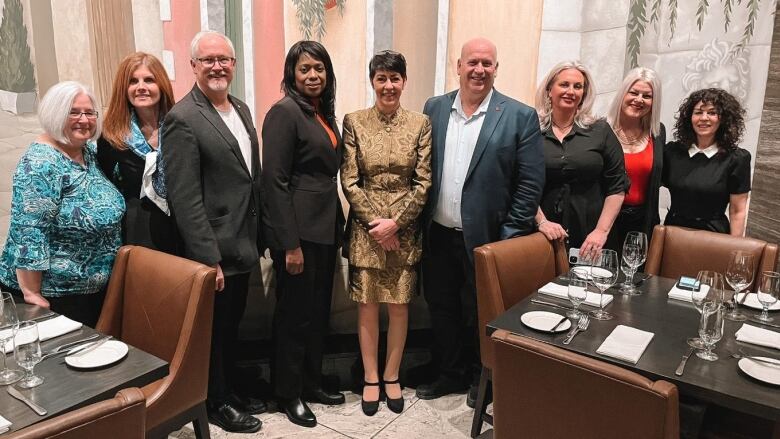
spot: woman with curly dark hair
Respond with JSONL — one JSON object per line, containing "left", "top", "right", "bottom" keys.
{"left": 662, "top": 88, "right": 751, "bottom": 235}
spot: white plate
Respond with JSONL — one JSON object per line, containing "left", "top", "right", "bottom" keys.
{"left": 738, "top": 356, "right": 780, "bottom": 385}
{"left": 735, "top": 293, "right": 780, "bottom": 311}
{"left": 65, "top": 340, "right": 129, "bottom": 369}
{"left": 520, "top": 311, "right": 572, "bottom": 333}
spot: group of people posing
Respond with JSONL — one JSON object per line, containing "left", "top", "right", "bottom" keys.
{"left": 0, "top": 30, "right": 751, "bottom": 434}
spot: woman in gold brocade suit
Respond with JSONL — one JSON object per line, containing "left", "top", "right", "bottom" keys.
{"left": 341, "top": 51, "right": 432, "bottom": 416}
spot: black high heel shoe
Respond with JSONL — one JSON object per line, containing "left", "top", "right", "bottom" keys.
{"left": 383, "top": 378, "right": 404, "bottom": 414}
{"left": 361, "top": 381, "right": 380, "bottom": 416}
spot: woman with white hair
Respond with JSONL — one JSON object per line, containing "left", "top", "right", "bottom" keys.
{"left": 0, "top": 81, "right": 125, "bottom": 327}
{"left": 533, "top": 61, "right": 628, "bottom": 261}
{"left": 605, "top": 67, "right": 665, "bottom": 252}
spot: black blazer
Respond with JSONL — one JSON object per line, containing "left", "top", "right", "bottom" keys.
{"left": 161, "top": 85, "right": 262, "bottom": 276}
{"left": 261, "top": 96, "right": 344, "bottom": 251}
{"left": 421, "top": 89, "right": 545, "bottom": 256}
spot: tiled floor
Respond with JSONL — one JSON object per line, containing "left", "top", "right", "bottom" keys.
{"left": 168, "top": 389, "right": 492, "bottom": 439}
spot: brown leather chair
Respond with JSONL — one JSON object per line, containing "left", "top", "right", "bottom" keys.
{"left": 96, "top": 246, "right": 216, "bottom": 439}
{"left": 471, "top": 233, "right": 569, "bottom": 437}
{"left": 490, "top": 330, "right": 679, "bottom": 439}
{"left": 8, "top": 388, "right": 145, "bottom": 439}
{"left": 646, "top": 225, "right": 779, "bottom": 292}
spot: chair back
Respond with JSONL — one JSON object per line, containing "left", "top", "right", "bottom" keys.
{"left": 490, "top": 330, "right": 679, "bottom": 439}
{"left": 8, "top": 388, "right": 145, "bottom": 439}
{"left": 645, "top": 225, "right": 778, "bottom": 292}
{"left": 475, "top": 233, "right": 569, "bottom": 369}
{"left": 96, "top": 246, "right": 216, "bottom": 432}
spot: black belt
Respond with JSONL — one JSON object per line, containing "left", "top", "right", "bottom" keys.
{"left": 433, "top": 222, "right": 463, "bottom": 233}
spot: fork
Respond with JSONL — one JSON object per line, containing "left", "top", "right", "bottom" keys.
{"left": 40, "top": 334, "right": 100, "bottom": 361}
{"left": 563, "top": 315, "right": 589, "bottom": 345}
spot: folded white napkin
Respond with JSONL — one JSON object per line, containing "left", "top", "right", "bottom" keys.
{"left": 4, "top": 315, "right": 82, "bottom": 353}
{"left": 596, "top": 325, "right": 655, "bottom": 364}
{"left": 667, "top": 284, "right": 710, "bottom": 303}
{"left": 735, "top": 323, "right": 780, "bottom": 350}
{"left": 538, "top": 282, "right": 614, "bottom": 308}
{"left": 0, "top": 414, "right": 10, "bottom": 434}
{"left": 735, "top": 293, "right": 780, "bottom": 311}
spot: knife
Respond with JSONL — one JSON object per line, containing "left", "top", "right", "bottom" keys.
{"left": 549, "top": 316, "right": 568, "bottom": 333}
{"left": 7, "top": 387, "right": 47, "bottom": 415}
{"left": 531, "top": 299, "right": 571, "bottom": 311}
{"left": 748, "top": 318, "right": 780, "bottom": 329}
{"left": 675, "top": 347, "right": 696, "bottom": 376}
{"left": 67, "top": 336, "right": 112, "bottom": 358}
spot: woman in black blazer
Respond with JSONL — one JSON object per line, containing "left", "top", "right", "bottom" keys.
{"left": 606, "top": 67, "right": 665, "bottom": 255}
{"left": 261, "top": 40, "right": 345, "bottom": 428}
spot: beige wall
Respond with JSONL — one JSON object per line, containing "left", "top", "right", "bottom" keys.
{"left": 51, "top": 0, "right": 95, "bottom": 91}
{"left": 131, "top": 0, "right": 164, "bottom": 59}
{"left": 446, "top": 0, "right": 543, "bottom": 104}
{"left": 393, "top": 0, "right": 438, "bottom": 113}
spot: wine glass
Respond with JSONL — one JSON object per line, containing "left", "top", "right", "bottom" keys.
{"left": 724, "top": 251, "right": 755, "bottom": 322}
{"left": 756, "top": 271, "right": 780, "bottom": 322}
{"left": 696, "top": 301, "right": 724, "bottom": 361}
{"left": 619, "top": 231, "right": 647, "bottom": 295}
{"left": 567, "top": 267, "right": 589, "bottom": 319}
{"left": 588, "top": 249, "right": 619, "bottom": 321}
{"left": 687, "top": 271, "right": 725, "bottom": 349}
{"left": 0, "top": 292, "right": 23, "bottom": 385}
{"left": 15, "top": 320, "right": 43, "bottom": 388}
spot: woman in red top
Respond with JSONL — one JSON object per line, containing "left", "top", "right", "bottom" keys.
{"left": 606, "top": 67, "right": 665, "bottom": 251}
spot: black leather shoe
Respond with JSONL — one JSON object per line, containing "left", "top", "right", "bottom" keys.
{"left": 361, "top": 381, "right": 380, "bottom": 416}
{"left": 415, "top": 377, "right": 467, "bottom": 400}
{"left": 280, "top": 397, "right": 316, "bottom": 428}
{"left": 303, "top": 387, "right": 346, "bottom": 405}
{"left": 466, "top": 384, "right": 479, "bottom": 409}
{"left": 231, "top": 394, "right": 267, "bottom": 415}
{"left": 383, "top": 379, "right": 404, "bottom": 414}
{"left": 207, "top": 402, "right": 262, "bottom": 433}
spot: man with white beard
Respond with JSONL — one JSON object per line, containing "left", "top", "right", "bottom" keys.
{"left": 163, "top": 30, "right": 264, "bottom": 434}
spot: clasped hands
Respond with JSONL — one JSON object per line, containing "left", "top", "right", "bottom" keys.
{"left": 538, "top": 221, "right": 607, "bottom": 261}
{"left": 369, "top": 218, "right": 400, "bottom": 252}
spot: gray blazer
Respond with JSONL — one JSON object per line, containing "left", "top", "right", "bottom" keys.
{"left": 162, "top": 85, "right": 262, "bottom": 276}
{"left": 422, "top": 89, "right": 545, "bottom": 257}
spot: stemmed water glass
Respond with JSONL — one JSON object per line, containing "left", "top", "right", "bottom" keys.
{"left": 588, "top": 249, "right": 619, "bottom": 321}
{"left": 724, "top": 250, "right": 755, "bottom": 322}
{"left": 0, "top": 292, "right": 23, "bottom": 385}
{"left": 15, "top": 321, "right": 43, "bottom": 388}
{"left": 756, "top": 271, "right": 780, "bottom": 322}
{"left": 619, "top": 231, "right": 647, "bottom": 295}
{"left": 687, "top": 271, "right": 725, "bottom": 349}
{"left": 567, "top": 267, "right": 589, "bottom": 319}
{"left": 697, "top": 301, "right": 724, "bottom": 361}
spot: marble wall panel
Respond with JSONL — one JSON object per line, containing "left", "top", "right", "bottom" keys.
{"left": 581, "top": 0, "right": 629, "bottom": 32}
{"left": 536, "top": 31, "right": 582, "bottom": 82}
{"left": 541, "top": 0, "right": 582, "bottom": 32}
{"left": 580, "top": 27, "right": 627, "bottom": 94}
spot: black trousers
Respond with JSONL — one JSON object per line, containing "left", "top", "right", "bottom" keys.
{"left": 272, "top": 240, "right": 336, "bottom": 399}
{"left": 422, "top": 222, "right": 480, "bottom": 385}
{"left": 208, "top": 272, "right": 250, "bottom": 404}
{"left": 1, "top": 282, "right": 105, "bottom": 328}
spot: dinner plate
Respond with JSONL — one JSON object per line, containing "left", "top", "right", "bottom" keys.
{"left": 65, "top": 340, "right": 129, "bottom": 369}
{"left": 735, "top": 293, "right": 780, "bottom": 311}
{"left": 520, "top": 311, "right": 572, "bottom": 333}
{"left": 738, "top": 356, "right": 780, "bottom": 385}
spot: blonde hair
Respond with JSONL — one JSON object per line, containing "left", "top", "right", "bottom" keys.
{"left": 534, "top": 60, "right": 596, "bottom": 131}
{"left": 606, "top": 67, "right": 662, "bottom": 137}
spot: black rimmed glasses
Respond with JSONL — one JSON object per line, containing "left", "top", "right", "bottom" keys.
{"left": 68, "top": 111, "right": 98, "bottom": 120}
{"left": 195, "top": 57, "right": 236, "bottom": 68}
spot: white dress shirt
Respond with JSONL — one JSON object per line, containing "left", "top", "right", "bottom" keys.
{"left": 215, "top": 104, "right": 253, "bottom": 176}
{"left": 688, "top": 143, "right": 719, "bottom": 159}
{"left": 433, "top": 89, "right": 494, "bottom": 229}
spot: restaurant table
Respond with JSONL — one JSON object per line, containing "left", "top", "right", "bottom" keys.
{"left": 0, "top": 304, "right": 168, "bottom": 433}
{"left": 488, "top": 274, "right": 780, "bottom": 422}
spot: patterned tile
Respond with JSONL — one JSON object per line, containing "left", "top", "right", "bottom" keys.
{"left": 374, "top": 393, "right": 486, "bottom": 439}
{"left": 312, "top": 388, "right": 418, "bottom": 439}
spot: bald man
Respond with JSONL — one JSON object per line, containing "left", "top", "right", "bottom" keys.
{"left": 418, "top": 38, "right": 545, "bottom": 404}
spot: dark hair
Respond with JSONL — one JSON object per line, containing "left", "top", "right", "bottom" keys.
{"left": 369, "top": 50, "right": 407, "bottom": 80}
{"left": 281, "top": 40, "right": 336, "bottom": 123}
{"left": 673, "top": 88, "right": 746, "bottom": 151}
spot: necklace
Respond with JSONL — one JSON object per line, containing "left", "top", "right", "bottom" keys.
{"left": 616, "top": 128, "right": 649, "bottom": 152}
{"left": 552, "top": 120, "right": 574, "bottom": 131}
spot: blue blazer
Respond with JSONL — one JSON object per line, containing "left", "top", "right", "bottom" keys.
{"left": 422, "top": 89, "right": 545, "bottom": 257}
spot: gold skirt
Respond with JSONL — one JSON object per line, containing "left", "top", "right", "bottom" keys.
{"left": 349, "top": 266, "right": 416, "bottom": 304}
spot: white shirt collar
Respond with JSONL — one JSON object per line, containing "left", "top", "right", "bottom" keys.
{"left": 688, "top": 143, "right": 719, "bottom": 158}
{"left": 452, "top": 88, "right": 494, "bottom": 119}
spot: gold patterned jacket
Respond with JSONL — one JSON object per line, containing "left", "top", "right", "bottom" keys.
{"left": 341, "top": 106, "right": 432, "bottom": 269}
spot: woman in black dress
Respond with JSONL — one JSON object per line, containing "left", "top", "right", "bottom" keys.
{"left": 533, "top": 60, "right": 628, "bottom": 260}
{"left": 98, "top": 52, "right": 179, "bottom": 252}
{"left": 663, "top": 88, "right": 750, "bottom": 235}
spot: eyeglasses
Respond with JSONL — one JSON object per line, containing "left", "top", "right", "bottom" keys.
{"left": 68, "top": 111, "right": 99, "bottom": 120}
{"left": 195, "top": 57, "right": 236, "bottom": 68}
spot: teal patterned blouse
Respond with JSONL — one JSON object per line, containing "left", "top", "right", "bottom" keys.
{"left": 0, "top": 142, "right": 125, "bottom": 297}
